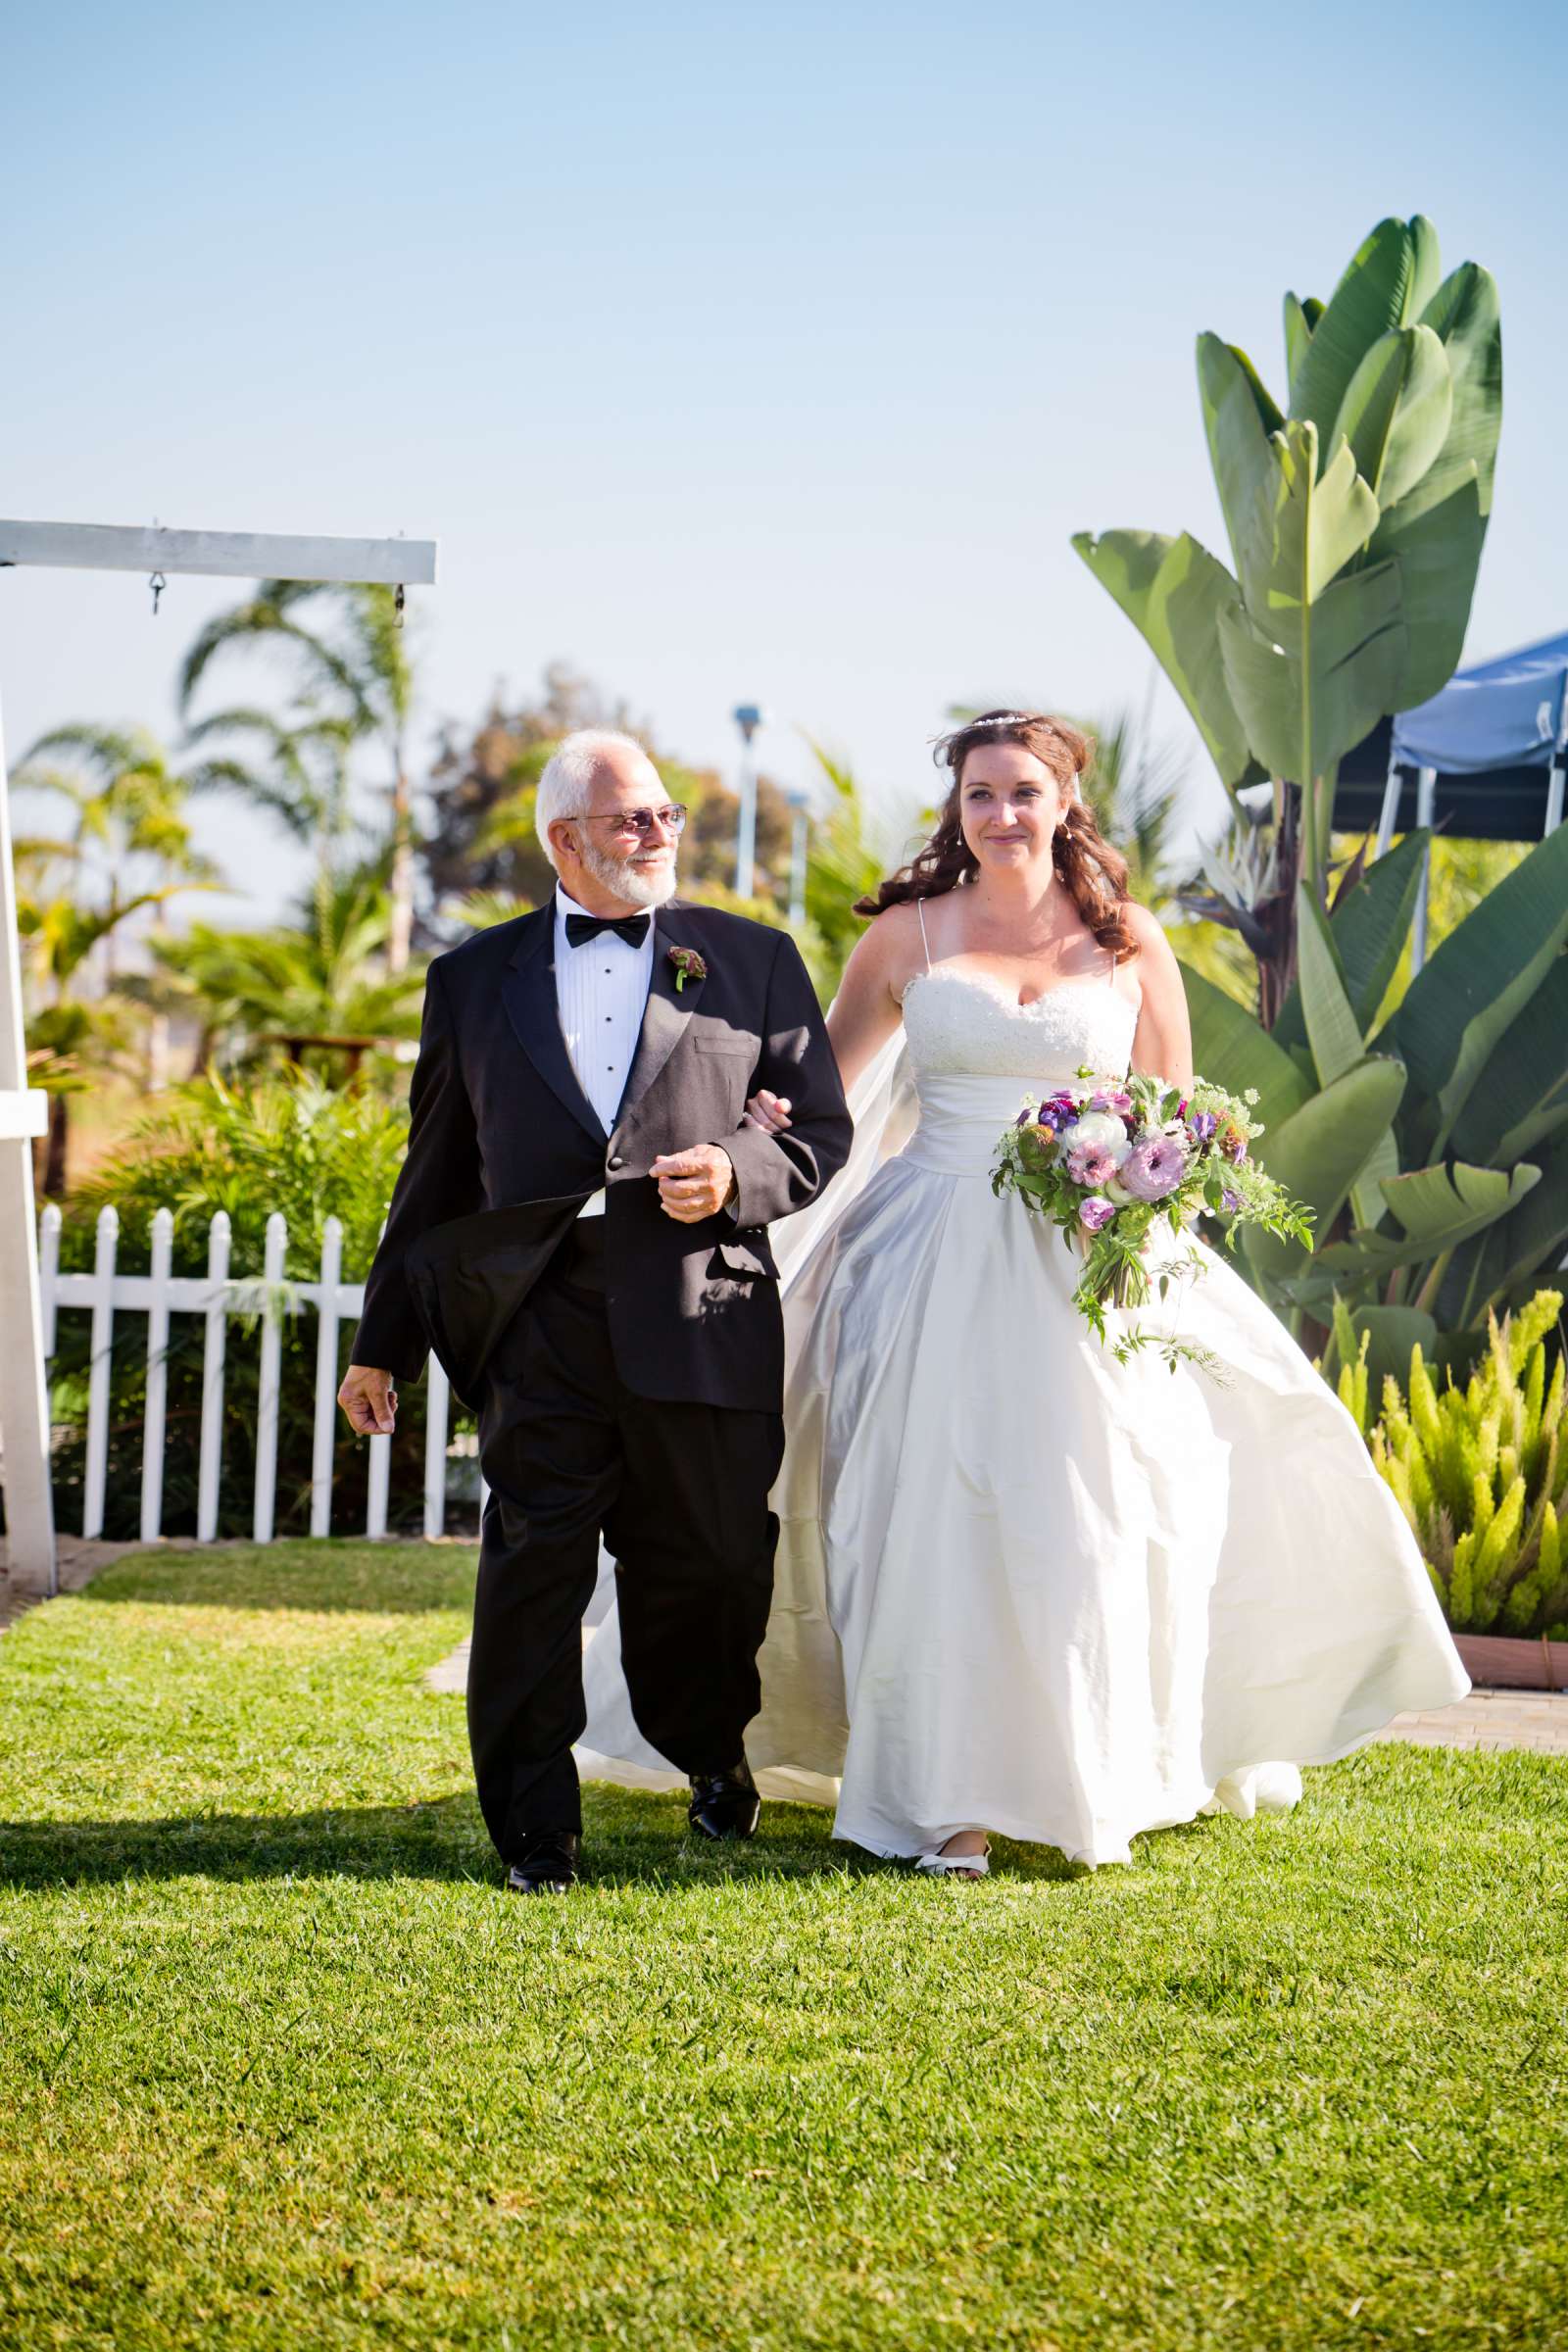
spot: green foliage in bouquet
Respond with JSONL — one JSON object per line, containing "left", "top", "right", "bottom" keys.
{"left": 47, "top": 1074, "right": 468, "bottom": 1541}
{"left": 992, "top": 1070, "right": 1312, "bottom": 1373}
{"left": 1335, "top": 1291, "right": 1568, "bottom": 1639}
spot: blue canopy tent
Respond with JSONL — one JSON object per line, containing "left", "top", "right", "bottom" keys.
{"left": 1334, "top": 627, "right": 1568, "bottom": 966}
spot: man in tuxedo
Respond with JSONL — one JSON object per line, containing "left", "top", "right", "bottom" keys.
{"left": 339, "top": 730, "right": 852, "bottom": 1893}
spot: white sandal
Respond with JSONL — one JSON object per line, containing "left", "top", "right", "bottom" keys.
{"left": 916, "top": 1841, "right": 991, "bottom": 1879}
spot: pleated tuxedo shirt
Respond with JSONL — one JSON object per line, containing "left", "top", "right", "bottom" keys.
{"left": 553, "top": 881, "right": 656, "bottom": 1216}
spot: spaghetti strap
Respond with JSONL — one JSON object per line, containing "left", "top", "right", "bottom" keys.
{"left": 916, "top": 898, "right": 932, "bottom": 972}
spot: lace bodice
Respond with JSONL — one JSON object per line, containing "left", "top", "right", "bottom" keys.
{"left": 894, "top": 967, "right": 1140, "bottom": 1180}
{"left": 902, "top": 966, "right": 1138, "bottom": 1086}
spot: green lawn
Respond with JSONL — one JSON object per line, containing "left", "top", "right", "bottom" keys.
{"left": 1, "top": 1543, "right": 1564, "bottom": 2352}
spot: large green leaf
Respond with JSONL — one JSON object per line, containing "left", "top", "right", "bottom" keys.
{"left": 1386, "top": 819, "right": 1568, "bottom": 1157}
{"left": 1335, "top": 829, "right": 1432, "bottom": 1037}
{"left": 1367, "top": 470, "right": 1488, "bottom": 709}
{"left": 1182, "top": 965, "right": 1312, "bottom": 1127}
{"left": 1448, "top": 955, "right": 1568, "bottom": 1165}
{"left": 1439, "top": 1132, "right": 1568, "bottom": 1324}
{"left": 1417, "top": 262, "right": 1503, "bottom": 517}
{"left": 1240, "top": 421, "right": 1381, "bottom": 625}
{"left": 1319, "top": 1160, "right": 1541, "bottom": 1274}
{"left": 1199, "top": 336, "right": 1288, "bottom": 601}
{"left": 1349, "top": 1303, "right": 1440, "bottom": 1396}
{"left": 1290, "top": 217, "right": 1442, "bottom": 453}
{"left": 1282, "top": 292, "right": 1321, "bottom": 393}
{"left": 1270, "top": 829, "right": 1430, "bottom": 1054}
{"left": 1296, "top": 882, "right": 1362, "bottom": 1087}
{"left": 1243, "top": 1054, "right": 1407, "bottom": 1283}
{"left": 1295, "top": 883, "right": 1400, "bottom": 1226}
{"left": 1070, "top": 530, "right": 1262, "bottom": 793}
{"left": 1219, "top": 558, "right": 1404, "bottom": 783}
{"left": 1329, "top": 325, "right": 1451, "bottom": 509}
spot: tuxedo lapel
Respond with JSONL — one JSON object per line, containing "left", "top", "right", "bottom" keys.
{"left": 501, "top": 905, "right": 608, "bottom": 1146}
{"left": 615, "top": 902, "right": 705, "bottom": 1125}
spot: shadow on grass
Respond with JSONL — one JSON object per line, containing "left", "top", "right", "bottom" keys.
{"left": 0, "top": 1787, "right": 1088, "bottom": 1893}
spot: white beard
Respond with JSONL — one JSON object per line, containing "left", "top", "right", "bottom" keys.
{"left": 576, "top": 834, "right": 678, "bottom": 911}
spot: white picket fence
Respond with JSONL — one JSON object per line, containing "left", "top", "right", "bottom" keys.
{"left": 36, "top": 1203, "right": 476, "bottom": 1545}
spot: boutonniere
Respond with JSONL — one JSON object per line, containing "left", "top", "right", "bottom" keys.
{"left": 668, "top": 945, "right": 708, "bottom": 993}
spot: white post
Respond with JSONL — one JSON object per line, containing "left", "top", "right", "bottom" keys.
{"left": 0, "top": 690, "right": 57, "bottom": 1591}
{"left": 37, "top": 1200, "right": 61, "bottom": 1357}
{"left": 196, "top": 1211, "right": 230, "bottom": 1544}
{"left": 423, "top": 1358, "right": 450, "bottom": 1540}
{"left": 253, "top": 1211, "right": 286, "bottom": 1544}
{"left": 1410, "top": 767, "right": 1438, "bottom": 974}
{"left": 366, "top": 1434, "right": 390, "bottom": 1540}
{"left": 138, "top": 1206, "right": 173, "bottom": 1544}
{"left": 310, "top": 1218, "right": 343, "bottom": 1539}
{"left": 82, "top": 1205, "right": 120, "bottom": 1540}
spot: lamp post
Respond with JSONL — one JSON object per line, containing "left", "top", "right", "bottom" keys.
{"left": 786, "top": 787, "right": 809, "bottom": 930}
{"left": 732, "top": 704, "right": 765, "bottom": 901}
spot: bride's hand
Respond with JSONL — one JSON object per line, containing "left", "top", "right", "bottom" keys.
{"left": 743, "top": 1089, "right": 793, "bottom": 1135}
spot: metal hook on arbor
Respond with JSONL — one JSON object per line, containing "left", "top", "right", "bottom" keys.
{"left": 148, "top": 569, "right": 167, "bottom": 617}
{"left": 394, "top": 582, "right": 406, "bottom": 628}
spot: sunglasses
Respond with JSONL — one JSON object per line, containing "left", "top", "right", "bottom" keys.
{"left": 576, "top": 805, "right": 688, "bottom": 839}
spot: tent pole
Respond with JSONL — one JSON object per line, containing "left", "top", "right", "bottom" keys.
{"left": 1410, "top": 767, "right": 1438, "bottom": 974}
{"left": 1375, "top": 759, "right": 1404, "bottom": 856}
{"left": 1545, "top": 678, "right": 1567, "bottom": 833}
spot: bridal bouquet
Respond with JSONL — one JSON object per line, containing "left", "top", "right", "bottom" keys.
{"left": 991, "top": 1070, "right": 1312, "bottom": 1372}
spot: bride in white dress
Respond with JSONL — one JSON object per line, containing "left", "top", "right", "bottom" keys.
{"left": 577, "top": 710, "right": 1468, "bottom": 1874}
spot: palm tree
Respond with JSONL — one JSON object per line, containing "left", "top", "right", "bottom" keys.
{"left": 179, "top": 705, "right": 358, "bottom": 909}
{"left": 13, "top": 839, "right": 194, "bottom": 1195}
{"left": 177, "top": 582, "right": 417, "bottom": 969}
{"left": 11, "top": 728, "right": 224, "bottom": 1190}
{"left": 149, "top": 872, "right": 426, "bottom": 1079}
{"left": 13, "top": 724, "right": 224, "bottom": 983}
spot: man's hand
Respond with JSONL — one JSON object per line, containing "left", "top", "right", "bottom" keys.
{"left": 650, "top": 1145, "right": 738, "bottom": 1224}
{"left": 742, "top": 1089, "right": 793, "bottom": 1136}
{"left": 339, "top": 1364, "right": 398, "bottom": 1436}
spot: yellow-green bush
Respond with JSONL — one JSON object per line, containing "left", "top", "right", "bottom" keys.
{"left": 1336, "top": 1291, "right": 1567, "bottom": 1640}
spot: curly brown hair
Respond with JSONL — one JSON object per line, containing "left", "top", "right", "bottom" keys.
{"left": 853, "top": 709, "right": 1139, "bottom": 960}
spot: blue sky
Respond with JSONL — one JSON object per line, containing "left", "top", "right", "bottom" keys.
{"left": 3, "top": 0, "right": 1561, "bottom": 917}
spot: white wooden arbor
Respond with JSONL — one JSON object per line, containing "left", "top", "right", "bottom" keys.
{"left": 0, "top": 518, "right": 438, "bottom": 1592}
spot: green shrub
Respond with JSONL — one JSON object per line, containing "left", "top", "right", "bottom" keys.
{"left": 1339, "top": 1292, "right": 1568, "bottom": 1639}
{"left": 45, "top": 1073, "right": 470, "bottom": 1541}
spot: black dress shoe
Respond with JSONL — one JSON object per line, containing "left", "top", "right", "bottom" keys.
{"left": 506, "top": 1830, "right": 581, "bottom": 1895}
{"left": 688, "top": 1757, "right": 760, "bottom": 1841}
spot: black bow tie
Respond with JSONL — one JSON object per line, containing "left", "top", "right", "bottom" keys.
{"left": 564, "top": 910, "right": 651, "bottom": 951}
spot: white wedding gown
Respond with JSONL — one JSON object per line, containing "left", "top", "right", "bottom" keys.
{"left": 576, "top": 963, "right": 1469, "bottom": 1866}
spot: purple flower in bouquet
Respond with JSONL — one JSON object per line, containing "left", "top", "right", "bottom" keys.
{"left": 1088, "top": 1087, "right": 1134, "bottom": 1116}
{"left": 1187, "top": 1109, "right": 1219, "bottom": 1147}
{"left": 1120, "top": 1132, "right": 1188, "bottom": 1201}
{"left": 1221, "top": 1187, "right": 1242, "bottom": 1213}
{"left": 1219, "top": 1122, "right": 1249, "bottom": 1164}
{"left": 1037, "top": 1091, "right": 1079, "bottom": 1131}
{"left": 1078, "top": 1196, "right": 1117, "bottom": 1234}
{"left": 1066, "top": 1146, "right": 1121, "bottom": 1187}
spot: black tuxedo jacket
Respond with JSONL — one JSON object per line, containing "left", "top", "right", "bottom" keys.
{"left": 352, "top": 899, "right": 853, "bottom": 1412}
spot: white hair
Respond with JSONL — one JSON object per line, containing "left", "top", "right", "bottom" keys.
{"left": 535, "top": 728, "right": 656, "bottom": 868}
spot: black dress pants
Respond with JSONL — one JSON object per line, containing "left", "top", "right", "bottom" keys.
{"left": 467, "top": 1223, "right": 785, "bottom": 1858}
